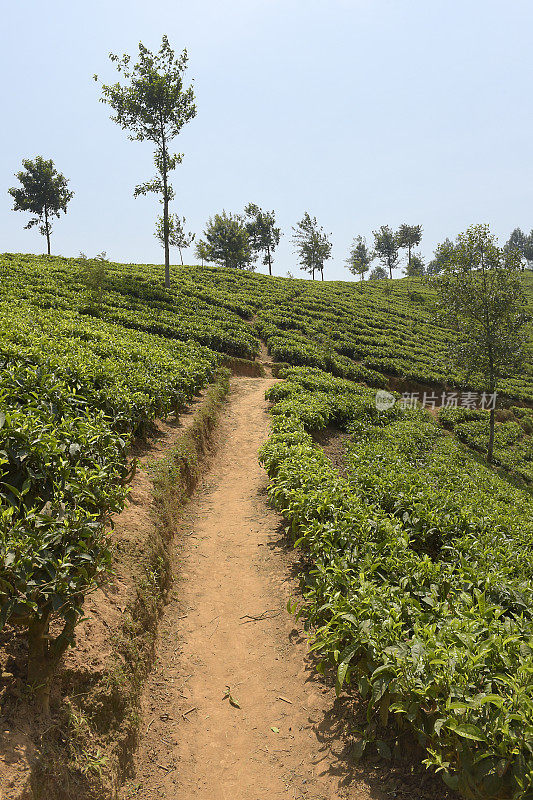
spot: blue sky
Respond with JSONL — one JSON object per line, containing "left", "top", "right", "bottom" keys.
{"left": 1, "top": 0, "right": 532, "bottom": 279}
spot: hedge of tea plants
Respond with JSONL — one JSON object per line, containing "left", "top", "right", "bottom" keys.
{"left": 438, "top": 406, "right": 533, "bottom": 486}
{"left": 260, "top": 367, "right": 533, "bottom": 799}
{"left": 0, "top": 255, "right": 224, "bottom": 696}
{"left": 4, "top": 254, "right": 533, "bottom": 401}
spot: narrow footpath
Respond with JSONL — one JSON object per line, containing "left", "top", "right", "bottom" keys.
{"left": 121, "top": 375, "right": 376, "bottom": 800}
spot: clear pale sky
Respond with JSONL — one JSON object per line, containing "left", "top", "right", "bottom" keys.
{"left": 1, "top": 0, "right": 532, "bottom": 280}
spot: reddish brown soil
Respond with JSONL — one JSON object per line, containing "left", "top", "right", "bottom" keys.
{"left": 120, "top": 378, "right": 454, "bottom": 800}
{"left": 121, "top": 377, "right": 373, "bottom": 800}
{"left": 0, "top": 396, "right": 207, "bottom": 800}
{"left": 1, "top": 373, "right": 456, "bottom": 800}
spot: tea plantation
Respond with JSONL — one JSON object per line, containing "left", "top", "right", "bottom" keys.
{"left": 2, "top": 253, "right": 533, "bottom": 797}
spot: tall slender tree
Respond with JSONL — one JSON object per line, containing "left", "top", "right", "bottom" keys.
{"left": 397, "top": 223, "right": 422, "bottom": 271}
{"left": 292, "top": 213, "right": 332, "bottom": 280}
{"left": 244, "top": 203, "right": 281, "bottom": 275}
{"left": 346, "top": 235, "right": 373, "bottom": 285}
{"left": 8, "top": 157, "right": 73, "bottom": 255}
{"left": 373, "top": 225, "right": 400, "bottom": 278}
{"left": 97, "top": 36, "right": 196, "bottom": 289}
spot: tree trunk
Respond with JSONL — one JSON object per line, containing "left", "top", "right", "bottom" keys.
{"left": 44, "top": 205, "right": 51, "bottom": 255}
{"left": 160, "top": 127, "right": 171, "bottom": 289}
{"left": 389, "top": 263, "right": 392, "bottom": 279}
{"left": 488, "top": 408, "right": 495, "bottom": 463}
{"left": 267, "top": 246, "right": 272, "bottom": 276}
{"left": 179, "top": 247, "right": 184, "bottom": 266}
{"left": 321, "top": 268, "right": 324, "bottom": 281}
{"left": 162, "top": 191, "right": 170, "bottom": 289}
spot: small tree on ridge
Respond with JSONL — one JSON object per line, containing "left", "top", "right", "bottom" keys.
{"left": 373, "top": 225, "right": 400, "bottom": 279}
{"left": 346, "top": 235, "right": 373, "bottom": 286}
{"left": 8, "top": 157, "right": 73, "bottom": 255}
{"left": 397, "top": 223, "right": 422, "bottom": 271}
{"left": 292, "top": 213, "right": 332, "bottom": 280}
{"left": 198, "top": 212, "right": 254, "bottom": 270}
{"left": 244, "top": 203, "right": 281, "bottom": 276}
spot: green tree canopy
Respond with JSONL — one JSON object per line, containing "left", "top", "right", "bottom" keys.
{"left": 198, "top": 212, "right": 254, "bottom": 270}
{"left": 405, "top": 252, "right": 425, "bottom": 277}
{"left": 434, "top": 224, "right": 529, "bottom": 462}
{"left": 244, "top": 203, "right": 281, "bottom": 276}
{"left": 427, "top": 237, "right": 456, "bottom": 275}
{"left": 397, "top": 223, "right": 422, "bottom": 270}
{"left": 373, "top": 225, "right": 400, "bottom": 278}
{"left": 155, "top": 214, "right": 194, "bottom": 265}
{"left": 98, "top": 35, "right": 196, "bottom": 288}
{"left": 524, "top": 230, "right": 533, "bottom": 269}
{"left": 504, "top": 227, "right": 528, "bottom": 269}
{"left": 8, "top": 157, "right": 73, "bottom": 255}
{"left": 195, "top": 240, "right": 209, "bottom": 265}
{"left": 292, "top": 213, "right": 332, "bottom": 280}
{"left": 346, "top": 235, "right": 373, "bottom": 285}
{"left": 368, "top": 265, "right": 388, "bottom": 281}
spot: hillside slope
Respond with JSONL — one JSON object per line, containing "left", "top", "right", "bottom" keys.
{"left": 2, "top": 254, "right": 533, "bottom": 799}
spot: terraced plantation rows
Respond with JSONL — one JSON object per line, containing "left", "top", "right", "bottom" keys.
{"left": 261, "top": 367, "right": 533, "bottom": 799}
{"left": 1, "top": 253, "right": 533, "bottom": 799}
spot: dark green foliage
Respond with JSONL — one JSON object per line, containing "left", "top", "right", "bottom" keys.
{"left": 405, "top": 252, "right": 425, "bottom": 277}
{"left": 505, "top": 228, "right": 527, "bottom": 268}
{"left": 260, "top": 367, "right": 533, "bottom": 799}
{"left": 369, "top": 265, "right": 388, "bottom": 280}
{"left": 434, "top": 224, "right": 530, "bottom": 461}
{"left": 427, "top": 237, "right": 456, "bottom": 275}
{"left": 397, "top": 223, "right": 423, "bottom": 271}
{"left": 373, "top": 225, "right": 400, "bottom": 279}
{"left": 197, "top": 211, "right": 254, "bottom": 270}
{"left": 244, "top": 203, "right": 281, "bottom": 275}
{"left": 8, "top": 157, "right": 73, "bottom": 255}
{"left": 346, "top": 235, "right": 373, "bottom": 283}
{"left": 292, "top": 212, "right": 333, "bottom": 280}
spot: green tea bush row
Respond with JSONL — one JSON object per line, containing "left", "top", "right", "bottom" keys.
{"left": 260, "top": 367, "right": 533, "bottom": 799}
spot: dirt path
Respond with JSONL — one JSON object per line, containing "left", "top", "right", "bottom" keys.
{"left": 121, "top": 377, "right": 376, "bottom": 800}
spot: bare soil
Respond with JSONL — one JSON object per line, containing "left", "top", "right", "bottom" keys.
{"left": 1, "top": 372, "right": 456, "bottom": 800}
{"left": 0, "top": 395, "right": 207, "bottom": 800}
{"left": 120, "top": 378, "right": 453, "bottom": 800}
{"left": 121, "top": 377, "right": 369, "bottom": 800}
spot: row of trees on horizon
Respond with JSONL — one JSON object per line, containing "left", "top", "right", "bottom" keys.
{"left": 7, "top": 156, "right": 533, "bottom": 284}
{"left": 6, "top": 35, "right": 533, "bottom": 286}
